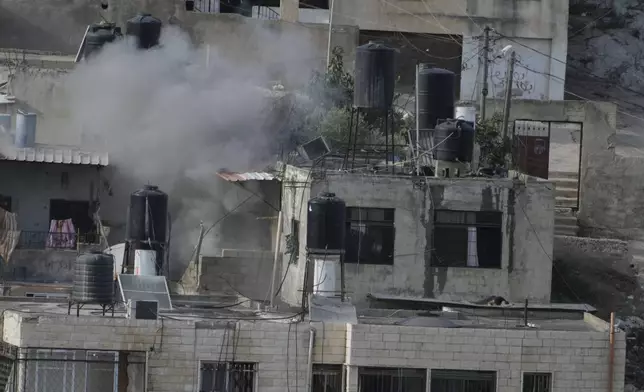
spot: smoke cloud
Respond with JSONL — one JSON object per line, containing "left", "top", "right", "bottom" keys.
{"left": 64, "top": 23, "right": 317, "bottom": 278}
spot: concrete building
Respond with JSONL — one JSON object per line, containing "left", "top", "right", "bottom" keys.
{"left": 1, "top": 0, "right": 568, "bottom": 99}
{"left": 274, "top": 164, "right": 554, "bottom": 307}
{"left": 0, "top": 294, "right": 626, "bottom": 392}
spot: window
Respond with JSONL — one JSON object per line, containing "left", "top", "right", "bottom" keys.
{"left": 358, "top": 367, "right": 426, "bottom": 392}
{"left": 523, "top": 372, "right": 552, "bottom": 392}
{"left": 432, "top": 210, "right": 502, "bottom": 268}
{"left": 25, "top": 349, "right": 118, "bottom": 392}
{"left": 312, "top": 364, "right": 343, "bottom": 392}
{"left": 430, "top": 370, "right": 496, "bottom": 392}
{"left": 199, "top": 362, "right": 256, "bottom": 392}
{"left": 300, "top": 0, "right": 329, "bottom": 9}
{"left": 49, "top": 199, "right": 95, "bottom": 234}
{"left": 345, "top": 208, "right": 395, "bottom": 265}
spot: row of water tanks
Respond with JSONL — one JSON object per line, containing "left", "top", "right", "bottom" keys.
{"left": 354, "top": 41, "right": 475, "bottom": 163}
{"left": 84, "top": 13, "right": 162, "bottom": 60}
{"left": 71, "top": 185, "right": 169, "bottom": 305}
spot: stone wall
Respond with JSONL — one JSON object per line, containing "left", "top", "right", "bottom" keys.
{"left": 279, "top": 165, "right": 555, "bottom": 306}
{"left": 2, "top": 311, "right": 625, "bottom": 392}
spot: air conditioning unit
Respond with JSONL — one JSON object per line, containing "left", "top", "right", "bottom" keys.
{"left": 126, "top": 299, "right": 159, "bottom": 320}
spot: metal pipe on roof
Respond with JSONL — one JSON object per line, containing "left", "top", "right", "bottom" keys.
{"left": 269, "top": 211, "right": 283, "bottom": 308}
{"left": 608, "top": 311, "right": 615, "bottom": 392}
{"left": 306, "top": 327, "right": 316, "bottom": 392}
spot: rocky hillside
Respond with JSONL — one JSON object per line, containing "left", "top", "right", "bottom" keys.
{"left": 567, "top": 0, "right": 644, "bottom": 155}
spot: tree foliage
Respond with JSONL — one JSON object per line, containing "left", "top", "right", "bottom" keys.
{"left": 294, "top": 47, "right": 410, "bottom": 150}
{"left": 475, "top": 113, "right": 511, "bottom": 168}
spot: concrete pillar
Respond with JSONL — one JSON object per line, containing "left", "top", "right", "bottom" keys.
{"left": 280, "top": 0, "right": 299, "bottom": 22}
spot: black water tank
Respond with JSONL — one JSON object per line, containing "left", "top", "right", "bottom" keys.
{"left": 354, "top": 41, "right": 396, "bottom": 109}
{"left": 126, "top": 13, "right": 162, "bottom": 49}
{"left": 432, "top": 119, "right": 475, "bottom": 162}
{"left": 84, "top": 23, "right": 121, "bottom": 59}
{"left": 417, "top": 65, "right": 456, "bottom": 131}
{"left": 307, "top": 192, "right": 346, "bottom": 254}
{"left": 72, "top": 252, "right": 114, "bottom": 304}
{"left": 126, "top": 185, "right": 168, "bottom": 244}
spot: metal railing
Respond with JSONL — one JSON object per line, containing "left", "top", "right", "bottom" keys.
{"left": 254, "top": 6, "right": 280, "bottom": 20}
{"left": 191, "top": 0, "right": 281, "bottom": 20}
{"left": 16, "top": 231, "right": 101, "bottom": 250}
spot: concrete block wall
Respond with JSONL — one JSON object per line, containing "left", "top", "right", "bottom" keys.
{"left": 345, "top": 322, "right": 626, "bottom": 392}
{"left": 280, "top": 165, "right": 555, "bottom": 306}
{"left": 3, "top": 311, "right": 624, "bottom": 392}
{"left": 3, "top": 312, "right": 347, "bottom": 392}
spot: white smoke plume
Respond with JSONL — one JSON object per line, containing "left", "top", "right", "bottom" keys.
{"left": 64, "top": 24, "right": 317, "bottom": 278}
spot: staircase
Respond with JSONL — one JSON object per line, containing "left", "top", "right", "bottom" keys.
{"left": 555, "top": 208, "right": 578, "bottom": 236}
{"left": 550, "top": 171, "right": 580, "bottom": 236}
{"left": 550, "top": 171, "right": 579, "bottom": 209}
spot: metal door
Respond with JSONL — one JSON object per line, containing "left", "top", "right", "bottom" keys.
{"left": 513, "top": 120, "right": 551, "bottom": 179}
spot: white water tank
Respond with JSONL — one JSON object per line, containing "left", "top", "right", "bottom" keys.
{"left": 105, "top": 243, "right": 126, "bottom": 279}
{"left": 15, "top": 111, "right": 36, "bottom": 148}
{"left": 313, "top": 255, "right": 340, "bottom": 297}
{"left": 134, "top": 249, "right": 157, "bottom": 276}
{"left": 454, "top": 103, "right": 477, "bottom": 127}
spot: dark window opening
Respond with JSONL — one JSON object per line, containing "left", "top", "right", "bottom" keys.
{"left": 345, "top": 207, "right": 395, "bottom": 265}
{"left": 0, "top": 195, "right": 11, "bottom": 212}
{"left": 313, "top": 364, "right": 343, "bottom": 392}
{"left": 300, "top": 0, "right": 329, "bottom": 9}
{"left": 432, "top": 210, "right": 502, "bottom": 268}
{"left": 431, "top": 369, "right": 496, "bottom": 392}
{"left": 523, "top": 372, "right": 552, "bottom": 392}
{"left": 200, "top": 362, "right": 256, "bottom": 392}
{"left": 49, "top": 199, "right": 95, "bottom": 234}
{"left": 358, "top": 367, "right": 426, "bottom": 392}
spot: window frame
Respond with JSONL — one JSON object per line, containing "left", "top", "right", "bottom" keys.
{"left": 312, "top": 364, "right": 344, "bottom": 392}
{"left": 344, "top": 207, "right": 396, "bottom": 266}
{"left": 431, "top": 209, "right": 503, "bottom": 269}
{"left": 31, "top": 349, "right": 118, "bottom": 392}
{"left": 198, "top": 361, "right": 257, "bottom": 392}
{"left": 430, "top": 369, "right": 497, "bottom": 392}
{"left": 522, "top": 371, "right": 553, "bottom": 392}
{"left": 357, "top": 366, "right": 427, "bottom": 392}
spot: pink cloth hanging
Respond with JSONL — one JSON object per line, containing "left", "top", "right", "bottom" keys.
{"left": 46, "top": 219, "right": 76, "bottom": 249}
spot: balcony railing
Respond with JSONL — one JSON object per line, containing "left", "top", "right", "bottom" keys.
{"left": 16, "top": 231, "right": 101, "bottom": 250}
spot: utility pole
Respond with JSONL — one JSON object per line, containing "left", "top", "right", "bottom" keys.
{"left": 415, "top": 63, "right": 421, "bottom": 176}
{"left": 501, "top": 51, "right": 516, "bottom": 139}
{"left": 480, "top": 26, "right": 491, "bottom": 121}
{"left": 326, "top": 0, "right": 335, "bottom": 68}
{"left": 501, "top": 51, "right": 516, "bottom": 167}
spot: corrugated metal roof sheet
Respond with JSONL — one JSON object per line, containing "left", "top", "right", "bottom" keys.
{"left": 217, "top": 171, "right": 277, "bottom": 182}
{"left": 0, "top": 146, "right": 109, "bottom": 166}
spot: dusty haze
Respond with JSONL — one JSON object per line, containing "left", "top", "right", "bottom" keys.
{"left": 64, "top": 24, "right": 317, "bottom": 278}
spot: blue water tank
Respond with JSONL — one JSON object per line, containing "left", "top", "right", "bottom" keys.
{"left": 0, "top": 114, "right": 11, "bottom": 133}
{"left": 14, "top": 111, "right": 36, "bottom": 148}
{"left": 432, "top": 119, "right": 475, "bottom": 162}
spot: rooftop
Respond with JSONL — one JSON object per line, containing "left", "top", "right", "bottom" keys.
{"left": 0, "top": 282, "right": 608, "bottom": 333}
{"left": 0, "top": 145, "right": 109, "bottom": 166}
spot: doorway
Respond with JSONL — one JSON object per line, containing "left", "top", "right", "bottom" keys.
{"left": 513, "top": 120, "right": 583, "bottom": 210}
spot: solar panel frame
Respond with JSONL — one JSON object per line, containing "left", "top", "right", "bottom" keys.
{"left": 118, "top": 274, "right": 173, "bottom": 311}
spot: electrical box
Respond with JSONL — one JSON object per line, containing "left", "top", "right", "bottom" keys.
{"left": 126, "top": 299, "right": 158, "bottom": 320}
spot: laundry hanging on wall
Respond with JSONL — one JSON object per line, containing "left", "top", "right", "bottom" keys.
{"left": 0, "top": 207, "right": 19, "bottom": 263}
{"left": 46, "top": 219, "right": 76, "bottom": 249}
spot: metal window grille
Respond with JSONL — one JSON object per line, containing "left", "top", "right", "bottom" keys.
{"left": 200, "top": 362, "right": 256, "bottom": 392}
{"left": 430, "top": 369, "right": 496, "bottom": 392}
{"left": 358, "top": 367, "right": 426, "bottom": 392}
{"left": 16, "top": 348, "right": 144, "bottom": 392}
{"left": 312, "top": 364, "right": 343, "bottom": 392}
{"left": 345, "top": 208, "right": 395, "bottom": 265}
{"left": 522, "top": 372, "right": 551, "bottom": 392}
{"left": 432, "top": 210, "right": 503, "bottom": 268}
